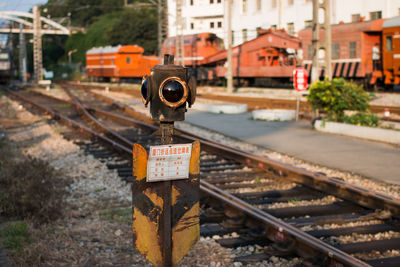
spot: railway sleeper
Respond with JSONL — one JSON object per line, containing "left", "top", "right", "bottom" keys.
{"left": 264, "top": 202, "right": 367, "bottom": 219}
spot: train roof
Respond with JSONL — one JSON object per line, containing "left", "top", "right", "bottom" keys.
{"left": 298, "top": 19, "right": 385, "bottom": 36}
{"left": 86, "top": 45, "right": 144, "bottom": 55}
{"left": 383, "top": 16, "right": 400, "bottom": 28}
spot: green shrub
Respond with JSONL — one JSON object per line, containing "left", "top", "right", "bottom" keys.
{"left": 307, "top": 78, "right": 370, "bottom": 121}
{"left": 343, "top": 113, "right": 380, "bottom": 127}
{"left": 0, "top": 221, "right": 30, "bottom": 252}
{"left": 0, "top": 137, "right": 68, "bottom": 224}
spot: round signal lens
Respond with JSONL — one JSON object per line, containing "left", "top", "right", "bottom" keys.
{"left": 159, "top": 77, "right": 188, "bottom": 107}
{"left": 141, "top": 76, "right": 150, "bottom": 105}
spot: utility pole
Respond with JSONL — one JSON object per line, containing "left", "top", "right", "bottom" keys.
{"left": 19, "top": 24, "right": 27, "bottom": 84}
{"left": 157, "top": 0, "right": 163, "bottom": 59}
{"left": 311, "top": 0, "right": 319, "bottom": 83}
{"left": 175, "top": 0, "right": 184, "bottom": 65}
{"left": 226, "top": 0, "right": 233, "bottom": 92}
{"left": 311, "top": 0, "right": 331, "bottom": 82}
{"left": 322, "top": 0, "right": 332, "bottom": 79}
{"left": 33, "top": 5, "right": 43, "bottom": 82}
{"left": 278, "top": 0, "right": 282, "bottom": 29}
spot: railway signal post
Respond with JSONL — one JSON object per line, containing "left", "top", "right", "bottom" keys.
{"left": 132, "top": 54, "right": 199, "bottom": 267}
{"left": 293, "top": 67, "right": 308, "bottom": 121}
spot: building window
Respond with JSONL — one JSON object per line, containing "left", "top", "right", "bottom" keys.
{"left": 190, "top": 0, "right": 193, "bottom": 5}
{"left": 351, "top": 14, "right": 360, "bottom": 22}
{"left": 271, "top": 24, "right": 277, "bottom": 30}
{"left": 307, "top": 45, "right": 312, "bottom": 60}
{"left": 256, "top": 0, "right": 261, "bottom": 11}
{"left": 304, "top": 20, "right": 312, "bottom": 28}
{"left": 191, "top": 23, "right": 194, "bottom": 29}
{"left": 370, "top": 11, "right": 382, "bottom": 20}
{"left": 210, "top": 22, "right": 214, "bottom": 28}
{"left": 271, "top": 0, "right": 277, "bottom": 8}
{"left": 332, "top": 43, "right": 340, "bottom": 59}
{"left": 210, "top": 0, "right": 214, "bottom": 3}
{"left": 386, "top": 36, "right": 393, "bottom": 52}
{"left": 217, "top": 0, "right": 221, "bottom": 3}
{"left": 349, "top": 42, "right": 356, "bottom": 58}
{"left": 242, "top": 29, "right": 248, "bottom": 42}
{"left": 288, "top": 0, "right": 294, "bottom": 5}
{"left": 242, "top": 0, "right": 247, "bottom": 13}
{"left": 218, "top": 21, "right": 222, "bottom": 28}
{"left": 287, "top": 22, "right": 294, "bottom": 35}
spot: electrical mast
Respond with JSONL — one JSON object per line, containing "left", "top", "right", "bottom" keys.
{"left": 311, "top": 0, "right": 331, "bottom": 82}
{"left": 33, "top": 5, "right": 43, "bottom": 82}
{"left": 175, "top": 0, "right": 184, "bottom": 65}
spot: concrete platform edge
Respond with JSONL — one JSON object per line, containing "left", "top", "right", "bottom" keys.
{"left": 314, "top": 120, "right": 400, "bottom": 145}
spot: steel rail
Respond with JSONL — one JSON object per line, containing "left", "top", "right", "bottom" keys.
{"left": 7, "top": 88, "right": 399, "bottom": 266}
{"left": 58, "top": 88, "right": 374, "bottom": 266}
{"left": 67, "top": 81, "right": 400, "bottom": 116}
{"left": 79, "top": 88, "right": 400, "bottom": 218}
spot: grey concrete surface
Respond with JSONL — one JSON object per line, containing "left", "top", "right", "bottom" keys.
{"left": 185, "top": 110, "right": 400, "bottom": 185}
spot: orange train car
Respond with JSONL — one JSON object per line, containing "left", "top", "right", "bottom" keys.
{"left": 201, "top": 29, "right": 301, "bottom": 86}
{"left": 381, "top": 16, "right": 400, "bottom": 85}
{"left": 86, "top": 45, "right": 159, "bottom": 82}
{"left": 161, "top": 32, "right": 225, "bottom": 67}
{"left": 298, "top": 17, "right": 400, "bottom": 87}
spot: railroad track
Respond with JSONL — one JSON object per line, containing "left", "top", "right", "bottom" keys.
{"left": 4, "top": 85, "right": 400, "bottom": 267}
{"left": 67, "top": 82, "right": 400, "bottom": 117}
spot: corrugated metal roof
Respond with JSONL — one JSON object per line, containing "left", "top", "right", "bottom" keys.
{"left": 86, "top": 45, "right": 122, "bottom": 55}
{"left": 383, "top": 16, "right": 400, "bottom": 28}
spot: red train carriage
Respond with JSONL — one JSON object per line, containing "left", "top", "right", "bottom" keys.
{"left": 86, "top": 45, "right": 159, "bottom": 82}
{"left": 161, "top": 32, "right": 225, "bottom": 67}
{"left": 201, "top": 29, "right": 301, "bottom": 86}
{"left": 298, "top": 19, "right": 385, "bottom": 85}
{"left": 380, "top": 16, "right": 400, "bottom": 85}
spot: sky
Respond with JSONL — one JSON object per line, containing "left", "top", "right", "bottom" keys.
{"left": 0, "top": 0, "right": 47, "bottom": 12}
{"left": 0, "top": 0, "right": 47, "bottom": 44}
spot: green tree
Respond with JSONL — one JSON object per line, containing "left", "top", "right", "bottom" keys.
{"left": 107, "top": 7, "right": 157, "bottom": 55}
{"left": 65, "top": 12, "right": 121, "bottom": 64}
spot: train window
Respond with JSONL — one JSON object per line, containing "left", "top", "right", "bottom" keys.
{"left": 386, "top": 36, "right": 393, "bottom": 52}
{"left": 126, "top": 56, "right": 131, "bottom": 64}
{"left": 332, "top": 43, "right": 340, "bottom": 59}
{"left": 0, "top": 53, "right": 8, "bottom": 60}
{"left": 349, "top": 42, "right": 357, "bottom": 58}
{"left": 197, "top": 37, "right": 201, "bottom": 42}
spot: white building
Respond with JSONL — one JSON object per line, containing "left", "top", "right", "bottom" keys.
{"left": 168, "top": 0, "right": 400, "bottom": 46}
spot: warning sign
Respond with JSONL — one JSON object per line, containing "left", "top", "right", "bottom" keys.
{"left": 147, "top": 144, "right": 192, "bottom": 182}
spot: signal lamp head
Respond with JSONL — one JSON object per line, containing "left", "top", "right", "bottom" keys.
{"left": 159, "top": 77, "right": 188, "bottom": 108}
{"left": 141, "top": 75, "right": 151, "bottom": 106}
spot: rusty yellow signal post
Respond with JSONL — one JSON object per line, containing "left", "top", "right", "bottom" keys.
{"left": 132, "top": 54, "right": 199, "bottom": 267}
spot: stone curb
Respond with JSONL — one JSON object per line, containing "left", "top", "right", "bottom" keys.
{"left": 314, "top": 120, "right": 400, "bottom": 145}
{"left": 193, "top": 103, "right": 248, "bottom": 114}
{"left": 252, "top": 109, "right": 296, "bottom": 121}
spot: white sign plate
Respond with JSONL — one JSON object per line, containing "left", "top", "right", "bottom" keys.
{"left": 147, "top": 144, "right": 192, "bottom": 182}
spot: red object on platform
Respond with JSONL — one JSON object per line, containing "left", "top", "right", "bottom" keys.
{"left": 293, "top": 67, "right": 308, "bottom": 92}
